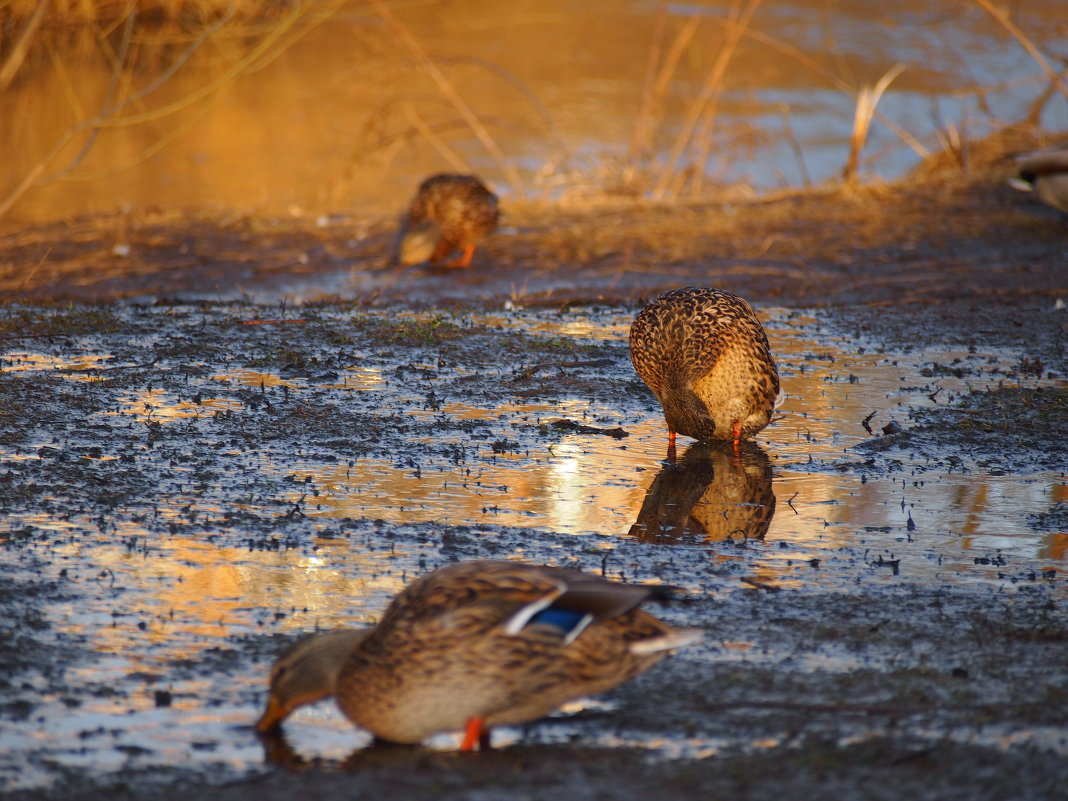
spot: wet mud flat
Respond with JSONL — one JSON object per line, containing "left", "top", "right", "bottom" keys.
{"left": 0, "top": 295, "right": 1065, "bottom": 800}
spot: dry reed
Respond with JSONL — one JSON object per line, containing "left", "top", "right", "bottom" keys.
{"left": 652, "top": 0, "right": 764, "bottom": 202}
{"left": 842, "top": 64, "right": 905, "bottom": 183}
{"left": 973, "top": 0, "right": 1068, "bottom": 104}
{"left": 369, "top": 0, "right": 524, "bottom": 194}
{"left": 0, "top": 0, "right": 345, "bottom": 219}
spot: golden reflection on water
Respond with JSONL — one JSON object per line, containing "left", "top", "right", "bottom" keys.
{"left": 266, "top": 316, "right": 1067, "bottom": 593}
{"left": 7, "top": 0, "right": 1067, "bottom": 221}
{"left": 3, "top": 311, "right": 1062, "bottom": 695}
{"left": 0, "top": 351, "right": 113, "bottom": 378}
{"left": 3, "top": 309, "right": 1065, "bottom": 786}
{"left": 107, "top": 387, "right": 241, "bottom": 423}
{"left": 38, "top": 519, "right": 412, "bottom": 667}
{"left": 629, "top": 441, "right": 776, "bottom": 544}
{"left": 216, "top": 369, "right": 303, "bottom": 389}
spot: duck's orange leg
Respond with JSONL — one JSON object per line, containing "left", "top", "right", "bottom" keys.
{"left": 442, "top": 242, "right": 476, "bottom": 268}
{"left": 665, "top": 430, "right": 678, "bottom": 463}
{"left": 460, "top": 716, "right": 489, "bottom": 751}
{"left": 731, "top": 420, "right": 742, "bottom": 457}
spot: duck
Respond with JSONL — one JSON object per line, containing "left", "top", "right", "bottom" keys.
{"left": 1011, "top": 149, "right": 1068, "bottom": 214}
{"left": 255, "top": 559, "right": 700, "bottom": 750}
{"left": 396, "top": 174, "right": 500, "bottom": 268}
{"left": 629, "top": 287, "right": 780, "bottom": 461}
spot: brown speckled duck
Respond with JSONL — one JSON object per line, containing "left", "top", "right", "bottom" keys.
{"left": 1011, "top": 149, "right": 1068, "bottom": 214}
{"left": 255, "top": 559, "right": 700, "bottom": 750}
{"left": 397, "top": 174, "right": 499, "bottom": 268}
{"left": 630, "top": 287, "right": 780, "bottom": 460}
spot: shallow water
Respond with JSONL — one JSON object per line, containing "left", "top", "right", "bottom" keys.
{"left": 0, "top": 304, "right": 1064, "bottom": 790}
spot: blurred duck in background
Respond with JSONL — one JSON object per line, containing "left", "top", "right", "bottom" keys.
{"left": 1011, "top": 149, "right": 1068, "bottom": 214}
{"left": 396, "top": 174, "right": 500, "bottom": 268}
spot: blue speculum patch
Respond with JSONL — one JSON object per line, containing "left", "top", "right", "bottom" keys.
{"left": 528, "top": 607, "right": 588, "bottom": 635}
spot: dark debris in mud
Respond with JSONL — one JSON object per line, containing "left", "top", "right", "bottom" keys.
{"left": 0, "top": 304, "right": 636, "bottom": 537}
{"left": 1029, "top": 502, "right": 1068, "bottom": 533}
{"left": 855, "top": 385, "right": 1068, "bottom": 474}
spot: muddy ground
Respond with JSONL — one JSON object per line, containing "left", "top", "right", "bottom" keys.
{"left": 1, "top": 146, "right": 1067, "bottom": 800}
{"left": 1, "top": 127, "right": 1066, "bottom": 308}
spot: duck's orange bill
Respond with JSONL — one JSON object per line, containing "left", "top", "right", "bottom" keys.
{"left": 444, "top": 243, "right": 477, "bottom": 269}
{"left": 255, "top": 695, "right": 287, "bottom": 734}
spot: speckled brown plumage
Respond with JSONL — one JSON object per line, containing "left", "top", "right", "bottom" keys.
{"left": 256, "top": 560, "right": 699, "bottom": 749}
{"left": 630, "top": 287, "right": 780, "bottom": 455}
{"left": 397, "top": 174, "right": 499, "bottom": 267}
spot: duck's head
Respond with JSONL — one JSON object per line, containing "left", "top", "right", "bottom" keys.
{"left": 397, "top": 220, "right": 441, "bottom": 266}
{"left": 255, "top": 628, "right": 369, "bottom": 734}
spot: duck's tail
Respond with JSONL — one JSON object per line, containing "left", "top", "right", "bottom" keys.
{"left": 629, "top": 627, "right": 703, "bottom": 655}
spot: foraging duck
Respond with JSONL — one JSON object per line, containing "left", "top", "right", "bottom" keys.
{"left": 397, "top": 174, "right": 499, "bottom": 267}
{"left": 255, "top": 559, "right": 700, "bottom": 750}
{"left": 1011, "top": 149, "right": 1068, "bottom": 214}
{"left": 630, "top": 287, "right": 780, "bottom": 460}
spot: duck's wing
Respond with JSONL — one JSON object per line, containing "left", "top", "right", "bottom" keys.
{"left": 632, "top": 288, "right": 771, "bottom": 387}
{"left": 375, "top": 560, "right": 681, "bottom": 643}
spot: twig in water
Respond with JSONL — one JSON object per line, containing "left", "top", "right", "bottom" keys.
{"left": 861, "top": 410, "right": 877, "bottom": 434}
{"left": 369, "top": 0, "right": 523, "bottom": 193}
{"left": 779, "top": 102, "right": 811, "bottom": 187}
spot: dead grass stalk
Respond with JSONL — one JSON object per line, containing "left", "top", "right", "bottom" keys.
{"left": 369, "top": 0, "right": 524, "bottom": 195}
{"left": 652, "top": 0, "right": 763, "bottom": 202}
{"left": 973, "top": 0, "right": 1068, "bottom": 104}
{"left": 0, "top": 0, "right": 52, "bottom": 91}
{"left": 0, "top": 1, "right": 343, "bottom": 219}
{"left": 843, "top": 64, "right": 905, "bottom": 183}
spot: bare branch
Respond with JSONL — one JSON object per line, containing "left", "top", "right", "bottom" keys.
{"left": 0, "top": 0, "right": 52, "bottom": 91}
{"left": 369, "top": 0, "right": 524, "bottom": 194}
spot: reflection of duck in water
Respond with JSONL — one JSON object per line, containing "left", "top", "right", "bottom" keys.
{"left": 1011, "top": 149, "right": 1068, "bottom": 214}
{"left": 257, "top": 725, "right": 421, "bottom": 771}
{"left": 630, "top": 287, "right": 780, "bottom": 461}
{"left": 396, "top": 174, "right": 500, "bottom": 268}
{"left": 629, "top": 441, "right": 775, "bottom": 544}
{"left": 256, "top": 560, "right": 700, "bottom": 750}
